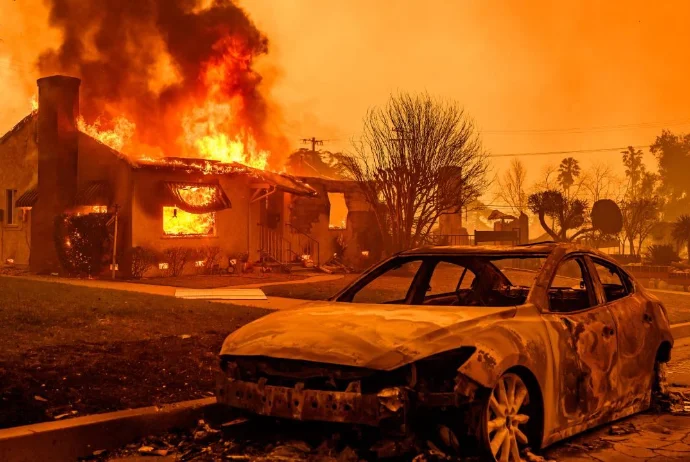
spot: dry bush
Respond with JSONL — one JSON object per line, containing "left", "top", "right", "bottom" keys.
{"left": 163, "top": 247, "right": 196, "bottom": 277}
{"left": 129, "top": 246, "right": 157, "bottom": 279}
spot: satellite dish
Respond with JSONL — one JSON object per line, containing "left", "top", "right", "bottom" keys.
{"left": 591, "top": 199, "right": 622, "bottom": 235}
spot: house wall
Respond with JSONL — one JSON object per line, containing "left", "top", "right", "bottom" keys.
{"left": 131, "top": 168, "right": 261, "bottom": 276}
{"left": 287, "top": 178, "right": 380, "bottom": 267}
{"left": 77, "top": 134, "right": 135, "bottom": 277}
{"left": 0, "top": 115, "right": 38, "bottom": 265}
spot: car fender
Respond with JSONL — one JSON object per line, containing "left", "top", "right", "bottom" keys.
{"left": 454, "top": 311, "right": 551, "bottom": 394}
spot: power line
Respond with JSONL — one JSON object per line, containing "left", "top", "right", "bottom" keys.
{"left": 489, "top": 145, "right": 650, "bottom": 158}
{"left": 300, "top": 137, "right": 325, "bottom": 152}
{"left": 483, "top": 119, "right": 690, "bottom": 135}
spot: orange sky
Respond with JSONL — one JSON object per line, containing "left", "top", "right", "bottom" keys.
{"left": 2, "top": 0, "right": 690, "bottom": 190}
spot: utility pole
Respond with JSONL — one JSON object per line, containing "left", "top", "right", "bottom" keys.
{"left": 390, "top": 126, "right": 413, "bottom": 162}
{"left": 110, "top": 204, "right": 119, "bottom": 280}
{"left": 301, "top": 137, "right": 325, "bottom": 153}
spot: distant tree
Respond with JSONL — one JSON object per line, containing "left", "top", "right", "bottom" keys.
{"left": 557, "top": 157, "right": 581, "bottom": 196}
{"left": 650, "top": 130, "right": 690, "bottom": 219}
{"left": 583, "top": 162, "right": 619, "bottom": 203}
{"left": 527, "top": 190, "right": 588, "bottom": 242}
{"left": 496, "top": 158, "right": 528, "bottom": 215}
{"left": 621, "top": 146, "right": 645, "bottom": 199}
{"left": 285, "top": 148, "right": 345, "bottom": 178}
{"left": 620, "top": 198, "right": 662, "bottom": 256}
{"left": 671, "top": 214, "right": 690, "bottom": 260}
{"left": 338, "top": 92, "right": 489, "bottom": 253}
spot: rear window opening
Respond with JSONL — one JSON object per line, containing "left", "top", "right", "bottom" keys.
{"left": 338, "top": 255, "right": 547, "bottom": 307}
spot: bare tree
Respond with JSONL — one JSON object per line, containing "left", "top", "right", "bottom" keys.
{"left": 582, "top": 162, "right": 620, "bottom": 203}
{"left": 496, "top": 159, "right": 528, "bottom": 215}
{"left": 620, "top": 198, "right": 662, "bottom": 256}
{"left": 532, "top": 163, "right": 560, "bottom": 192}
{"left": 337, "top": 92, "right": 489, "bottom": 253}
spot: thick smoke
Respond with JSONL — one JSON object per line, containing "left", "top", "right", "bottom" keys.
{"left": 38, "top": 0, "right": 285, "bottom": 164}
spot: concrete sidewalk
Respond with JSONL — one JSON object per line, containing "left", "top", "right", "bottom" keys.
{"left": 545, "top": 413, "right": 690, "bottom": 461}
{"left": 1, "top": 274, "right": 339, "bottom": 310}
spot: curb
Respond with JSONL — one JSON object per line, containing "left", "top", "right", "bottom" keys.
{"left": 671, "top": 321, "right": 690, "bottom": 340}
{"left": 0, "top": 397, "right": 217, "bottom": 462}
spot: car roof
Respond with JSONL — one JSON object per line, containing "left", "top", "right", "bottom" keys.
{"left": 399, "top": 242, "right": 595, "bottom": 257}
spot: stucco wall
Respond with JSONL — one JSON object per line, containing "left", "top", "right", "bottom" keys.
{"left": 131, "top": 168, "right": 260, "bottom": 276}
{"left": 0, "top": 115, "right": 38, "bottom": 265}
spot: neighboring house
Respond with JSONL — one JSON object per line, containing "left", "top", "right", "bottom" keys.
{"left": 0, "top": 75, "right": 377, "bottom": 277}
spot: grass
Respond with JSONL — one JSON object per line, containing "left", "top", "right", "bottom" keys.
{"left": 0, "top": 276, "right": 270, "bottom": 429}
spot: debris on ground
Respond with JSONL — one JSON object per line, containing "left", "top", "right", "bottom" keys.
{"left": 608, "top": 421, "right": 637, "bottom": 435}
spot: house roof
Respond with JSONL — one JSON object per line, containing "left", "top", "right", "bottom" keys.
{"left": 0, "top": 113, "right": 36, "bottom": 146}
{"left": 137, "top": 157, "right": 317, "bottom": 197}
{"left": 1, "top": 114, "right": 317, "bottom": 198}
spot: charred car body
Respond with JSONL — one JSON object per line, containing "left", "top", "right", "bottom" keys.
{"left": 217, "top": 243, "right": 673, "bottom": 461}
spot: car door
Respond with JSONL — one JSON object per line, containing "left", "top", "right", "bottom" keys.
{"left": 586, "top": 256, "right": 658, "bottom": 412}
{"left": 542, "top": 254, "right": 620, "bottom": 434}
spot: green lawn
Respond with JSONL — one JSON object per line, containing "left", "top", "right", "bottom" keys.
{"left": 0, "top": 277, "right": 270, "bottom": 429}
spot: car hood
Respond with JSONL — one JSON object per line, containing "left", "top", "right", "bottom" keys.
{"left": 219, "top": 302, "right": 517, "bottom": 370}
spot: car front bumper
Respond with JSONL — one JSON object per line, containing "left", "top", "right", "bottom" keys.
{"left": 216, "top": 375, "right": 408, "bottom": 426}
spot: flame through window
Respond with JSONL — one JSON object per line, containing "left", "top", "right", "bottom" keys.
{"left": 162, "top": 206, "right": 215, "bottom": 236}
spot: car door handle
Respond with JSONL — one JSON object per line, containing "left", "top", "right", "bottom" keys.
{"left": 643, "top": 313, "right": 653, "bottom": 324}
{"left": 602, "top": 325, "right": 615, "bottom": 337}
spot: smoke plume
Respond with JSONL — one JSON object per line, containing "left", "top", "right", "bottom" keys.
{"left": 37, "top": 0, "right": 286, "bottom": 167}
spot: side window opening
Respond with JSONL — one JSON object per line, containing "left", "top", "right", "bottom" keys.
{"left": 426, "top": 261, "right": 475, "bottom": 297}
{"left": 548, "top": 257, "right": 594, "bottom": 313}
{"left": 350, "top": 259, "right": 422, "bottom": 304}
{"left": 592, "top": 259, "right": 631, "bottom": 303}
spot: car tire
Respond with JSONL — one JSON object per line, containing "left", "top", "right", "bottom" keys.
{"left": 473, "top": 372, "right": 537, "bottom": 462}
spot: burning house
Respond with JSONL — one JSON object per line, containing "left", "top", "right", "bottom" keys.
{"left": 0, "top": 75, "right": 378, "bottom": 277}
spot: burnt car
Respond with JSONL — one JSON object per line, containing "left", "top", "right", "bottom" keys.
{"left": 216, "top": 243, "right": 673, "bottom": 461}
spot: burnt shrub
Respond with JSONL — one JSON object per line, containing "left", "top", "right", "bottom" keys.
{"left": 644, "top": 244, "right": 681, "bottom": 266}
{"left": 129, "top": 246, "right": 158, "bottom": 279}
{"left": 163, "top": 247, "right": 197, "bottom": 277}
{"left": 199, "top": 246, "right": 222, "bottom": 274}
{"left": 54, "top": 213, "right": 112, "bottom": 276}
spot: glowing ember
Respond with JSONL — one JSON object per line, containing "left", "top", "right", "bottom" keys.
{"left": 162, "top": 206, "right": 215, "bottom": 236}
{"left": 78, "top": 116, "right": 135, "bottom": 152}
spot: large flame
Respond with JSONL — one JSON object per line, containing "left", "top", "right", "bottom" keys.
{"left": 70, "top": 36, "right": 271, "bottom": 170}
{"left": 77, "top": 116, "right": 136, "bottom": 152}
{"left": 163, "top": 206, "right": 215, "bottom": 236}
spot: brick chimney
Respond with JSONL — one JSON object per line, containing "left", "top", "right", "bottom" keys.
{"left": 30, "top": 75, "right": 81, "bottom": 274}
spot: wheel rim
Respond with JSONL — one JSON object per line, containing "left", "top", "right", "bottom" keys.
{"left": 486, "top": 373, "right": 530, "bottom": 462}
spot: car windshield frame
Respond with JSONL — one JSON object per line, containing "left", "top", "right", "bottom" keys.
{"left": 331, "top": 252, "right": 550, "bottom": 306}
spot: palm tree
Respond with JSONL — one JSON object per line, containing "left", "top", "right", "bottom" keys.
{"left": 672, "top": 214, "right": 690, "bottom": 261}
{"left": 558, "top": 157, "right": 581, "bottom": 197}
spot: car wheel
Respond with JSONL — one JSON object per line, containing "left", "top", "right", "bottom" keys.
{"left": 479, "top": 372, "right": 533, "bottom": 462}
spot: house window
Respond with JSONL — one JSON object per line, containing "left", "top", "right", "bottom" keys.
{"left": 5, "top": 189, "right": 16, "bottom": 225}
{"left": 162, "top": 206, "right": 216, "bottom": 236}
{"left": 328, "top": 193, "right": 348, "bottom": 229}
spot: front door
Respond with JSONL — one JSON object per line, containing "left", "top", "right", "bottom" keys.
{"left": 587, "top": 256, "right": 658, "bottom": 413}
{"left": 543, "top": 255, "right": 620, "bottom": 433}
